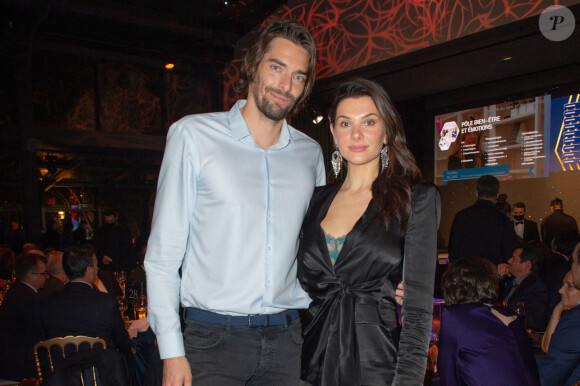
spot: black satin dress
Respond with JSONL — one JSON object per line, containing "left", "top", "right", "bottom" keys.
{"left": 298, "top": 183, "right": 440, "bottom": 386}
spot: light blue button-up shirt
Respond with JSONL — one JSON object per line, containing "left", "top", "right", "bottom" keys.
{"left": 144, "top": 100, "right": 326, "bottom": 359}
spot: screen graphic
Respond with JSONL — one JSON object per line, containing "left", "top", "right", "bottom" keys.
{"left": 550, "top": 94, "right": 580, "bottom": 172}
{"left": 435, "top": 97, "right": 548, "bottom": 185}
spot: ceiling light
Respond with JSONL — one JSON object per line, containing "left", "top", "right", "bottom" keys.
{"left": 312, "top": 115, "right": 324, "bottom": 124}
{"left": 500, "top": 56, "right": 513, "bottom": 62}
{"left": 165, "top": 63, "right": 175, "bottom": 70}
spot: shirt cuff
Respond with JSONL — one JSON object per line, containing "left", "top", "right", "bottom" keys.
{"left": 156, "top": 331, "right": 186, "bottom": 359}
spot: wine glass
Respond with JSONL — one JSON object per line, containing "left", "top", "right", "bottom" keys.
{"left": 114, "top": 271, "right": 127, "bottom": 287}
{"left": 117, "top": 296, "right": 129, "bottom": 322}
{"left": 135, "top": 295, "right": 147, "bottom": 319}
{"left": 514, "top": 301, "right": 528, "bottom": 331}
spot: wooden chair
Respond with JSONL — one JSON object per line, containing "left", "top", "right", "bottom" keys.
{"left": 33, "top": 335, "right": 107, "bottom": 384}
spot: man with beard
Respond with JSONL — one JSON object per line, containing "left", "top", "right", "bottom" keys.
{"left": 144, "top": 19, "right": 324, "bottom": 386}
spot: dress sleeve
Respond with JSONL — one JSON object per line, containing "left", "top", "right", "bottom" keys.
{"left": 393, "top": 183, "right": 441, "bottom": 385}
{"left": 437, "top": 308, "right": 459, "bottom": 386}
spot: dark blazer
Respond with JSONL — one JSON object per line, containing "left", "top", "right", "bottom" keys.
{"left": 541, "top": 252, "right": 572, "bottom": 315}
{"left": 538, "top": 304, "right": 580, "bottom": 385}
{"left": 40, "top": 281, "right": 133, "bottom": 363}
{"left": 541, "top": 209, "right": 579, "bottom": 247}
{"left": 449, "top": 199, "right": 518, "bottom": 265}
{"left": 94, "top": 223, "right": 135, "bottom": 271}
{"left": 439, "top": 303, "right": 539, "bottom": 386}
{"left": 298, "top": 183, "right": 440, "bottom": 385}
{"left": 513, "top": 218, "right": 540, "bottom": 244}
{"left": 0, "top": 281, "right": 45, "bottom": 380}
{"left": 504, "top": 272, "right": 549, "bottom": 331}
{"left": 38, "top": 274, "right": 65, "bottom": 298}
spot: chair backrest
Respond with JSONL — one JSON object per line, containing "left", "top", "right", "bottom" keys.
{"left": 33, "top": 335, "right": 107, "bottom": 383}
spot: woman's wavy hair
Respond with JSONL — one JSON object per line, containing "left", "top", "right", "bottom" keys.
{"left": 442, "top": 258, "right": 499, "bottom": 306}
{"left": 328, "top": 78, "right": 422, "bottom": 230}
{"left": 234, "top": 19, "right": 317, "bottom": 115}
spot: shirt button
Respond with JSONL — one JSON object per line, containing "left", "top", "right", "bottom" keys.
{"left": 267, "top": 247, "right": 271, "bottom": 251}
{"left": 267, "top": 280, "right": 271, "bottom": 285}
{"left": 267, "top": 213, "right": 272, "bottom": 218}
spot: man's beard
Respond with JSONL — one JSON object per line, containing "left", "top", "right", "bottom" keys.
{"left": 254, "top": 86, "right": 297, "bottom": 122}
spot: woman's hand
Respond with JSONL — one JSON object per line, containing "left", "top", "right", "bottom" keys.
{"left": 543, "top": 300, "right": 565, "bottom": 352}
{"left": 396, "top": 281, "right": 404, "bottom": 306}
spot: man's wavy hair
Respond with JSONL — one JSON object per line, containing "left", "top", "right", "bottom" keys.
{"left": 442, "top": 257, "right": 499, "bottom": 306}
{"left": 234, "top": 19, "right": 317, "bottom": 115}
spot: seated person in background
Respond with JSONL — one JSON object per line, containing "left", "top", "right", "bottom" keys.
{"left": 22, "top": 242, "right": 40, "bottom": 254}
{"left": 0, "top": 246, "right": 15, "bottom": 288}
{"left": 40, "top": 245, "right": 134, "bottom": 368}
{"left": 541, "top": 231, "right": 580, "bottom": 316}
{"left": 0, "top": 252, "right": 48, "bottom": 381}
{"left": 503, "top": 242, "right": 549, "bottom": 331}
{"left": 438, "top": 257, "right": 539, "bottom": 386}
{"left": 538, "top": 243, "right": 580, "bottom": 386}
{"left": 512, "top": 201, "right": 540, "bottom": 245}
{"left": 38, "top": 250, "right": 67, "bottom": 298}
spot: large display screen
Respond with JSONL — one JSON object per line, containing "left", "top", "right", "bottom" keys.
{"left": 435, "top": 96, "right": 550, "bottom": 185}
{"left": 549, "top": 94, "right": 580, "bottom": 173}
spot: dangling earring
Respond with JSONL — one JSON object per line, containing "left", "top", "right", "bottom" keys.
{"left": 380, "top": 145, "right": 389, "bottom": 172}
{"left": 331, "top": 145, "right": 342, "bottom": 178}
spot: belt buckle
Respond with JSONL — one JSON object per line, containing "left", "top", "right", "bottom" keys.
{"left": 248, "top": 314, "right": 267, "bottom": 327}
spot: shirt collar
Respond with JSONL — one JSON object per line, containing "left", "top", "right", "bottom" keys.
{"left": 71, "top": 279, "right": 94, "bottom": 288}
{"left": 20, "top": 280, "right": 38, "bottom": 293}
{"left": 554, "top": 251, "right": 570, "bottom": 261}
{"left": 514, "top": 271, "right": 531, "bottom": 285}
{"left": 228, "top": 100, "right": 294, "bottom": 150}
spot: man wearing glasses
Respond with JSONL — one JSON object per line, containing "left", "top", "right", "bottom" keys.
{"left": 0, "top": 252, "right": 48, "bottom": 381}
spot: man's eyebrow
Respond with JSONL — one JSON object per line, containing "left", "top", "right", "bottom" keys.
{"left": 269, "top": 58, "right": 307, "bottom": 76}
{"left": 268, "top": 58, "right": 287, "bottom": 68}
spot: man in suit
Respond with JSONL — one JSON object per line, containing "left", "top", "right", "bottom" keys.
{"left": 511, "top": 201, "right": 540, "bottom": 245}
{"left": 541, "top": 231, "right": 580, "bottom": 315}
{"left": 72, "top": 220, "right": 90, "bottom": 244}
{"left": 0, "top": 252, "right": 48, "bottom": 381}
{"left": 40, "top": 244, "right": 134, "bottom": 366}
{"left": 503, "top": 243, "right": 549, "bottom": 331}
{"left": 448, "top": 175, "right": 517, "bottom": 275}
{"left": 38, "top": 250, "right": 67, "bottom": 298}
{"left": 542, "top": 197, "right": 579, "bottom": 248}
{"left": 94, "top": 210, "right": 135, "bottom": 273}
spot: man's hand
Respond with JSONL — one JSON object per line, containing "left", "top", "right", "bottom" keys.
{"left": 103, "top": 256, "right": 113, "bottom": 265}
{"left": 163, "top": 356, "right": 192, "bottom": 386}
{"left": 395, "top": 281, "right": 404, "bottom": 306}
{"left": 497, "top": 263, "right": 509, "bottom": 276}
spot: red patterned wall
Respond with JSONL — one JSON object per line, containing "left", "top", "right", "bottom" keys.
{"left": 223, "top": 0, "right": 574, "bottom": 109}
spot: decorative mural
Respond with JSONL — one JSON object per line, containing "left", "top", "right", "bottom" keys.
{"left": 166, "top": 72, "right": 213, "bottom": 126}
{"left": 223, "top": 0, "right": 576, "bottom": 108}
{"left": 32, "top": 52, "right": 96, "bottom": 130}
{"left": 99, "top": 63, "right": 162, "bottom": 135}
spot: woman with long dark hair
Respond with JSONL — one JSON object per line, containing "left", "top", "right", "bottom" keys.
{"left": 298, "top": 78, "right": 440, "bottom": 385}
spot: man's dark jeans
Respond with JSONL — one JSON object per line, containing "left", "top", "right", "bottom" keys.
{"left": 184, "top": 317, "right": 303, "bottom": 385}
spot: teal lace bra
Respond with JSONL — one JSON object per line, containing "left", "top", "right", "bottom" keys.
{"left": 324, "top": 231, "right": 346, "bottom": 265}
